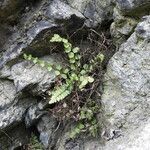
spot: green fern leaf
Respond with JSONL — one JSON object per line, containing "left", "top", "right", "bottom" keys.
{"left": 49, "top": 84, "right": 72, "bottom": 104}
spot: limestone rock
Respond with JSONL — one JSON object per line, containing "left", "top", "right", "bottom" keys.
{"left": 67, "top": 0, "right": 114, "bottom": 27}
{"left": 100, "top": 15, "right": 150, "bottom": 150}
{"left": 1, "top": 0, "right": 150, "bottom": 149}
{"left": 10, "top": 56, "right": 57, "bottom": 94}
{"left": 37, "top": 115, "right": 59, "bottom": 149}
{"left": 0, "top": 80, "right": 36, "bottom": 129}
{"left": 111, "top": 0, "right": 150, "bottom": 46}
{"left": 0, "top": 0, "right": 86, "bottom": 148}
{"left": 0, "top": 0, "right": 85, "bottom": 70}
{"left": 116, "top": 0, "right": 150, "bottom": 15}
{"left": 110, "top": 7, "right": 138, "bottom": 47}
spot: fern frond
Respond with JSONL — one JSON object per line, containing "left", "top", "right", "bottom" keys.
{"left": 49, "top": 84, "right": 73, "bottom": 104}
{"left": 24, "top": 54, "right": 61, "bottom": 74}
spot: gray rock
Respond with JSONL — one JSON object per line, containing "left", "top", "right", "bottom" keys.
{"left": 0, "top": 53, "right": 64, "bottom": 129}
{"left": 2, "top": 0, "right": 150, "bottom": 149}
{"left": 67, "top": 0, "right": 114, "bottom": 27}
{"left": 110, "top": 7, "right": 138, "bottom": 47}
{"left": 0, "top": 0, "right": 87, "bottom": 148}
{"left": 0, "top": 0, "right": 84, "bottom": 138}
{"left": 0, "top": 55, "right": 62, "bottom": 148}
{"left": 0, "top": 0, "right": 85, "bottom": 70}
{"left": 0, "top": 24, "right": 14, "bottom": 51}
{"left": 0, "top": 80, "right": 36, "bottom": 129}
{"left": 116, "top": 0, "right": 150, "bottom": 15}
{"left": 99, "top": 16, "right": 150, "bottom": 149}
{"left": 25, "top": 101, "right": 48, "bottom": 127}
{"left": 0, "top": 79, "right": 32, "bottom": 149}
{"left": 47, "top": 0, "right": 84, "bottom": 20}
{"left": 10, "top": 55, "right": 57, "bottom": 93}
{"left": 101, "top": 119, "right": 150, "bottom": 150}
{"left": 135, "top": 15, "right": 150, "bottom": 39}
{"left": 0, "top": 58, "right": 58, "bottom": 148}
{"left": 37, "top": 115, "right": 59, "bottom": 149}
{"left": 57, "top": 133, "right": 84, "bottom": 150}
{"left": 0, "top": 80, "right": 16, "bottom": 109}
{"left": 111, "top": 0, "right": 150, "bottom": 47}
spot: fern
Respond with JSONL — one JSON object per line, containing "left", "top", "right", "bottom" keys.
{"left": 24, "top": 34, "right": 104, "bottom": 138}
{"left": 49, "top": 84, "right": 73, "bottom": 104}
{"left": 69, "top": 101, "right": 100, "bottom": 138}
{"left": 24, "top": 34, "right": 104, "bottom": 104}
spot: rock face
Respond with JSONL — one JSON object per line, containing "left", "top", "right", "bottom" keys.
{"left": 110, "top": 0, "right": 150, "bottom": 47}
{"left": 0, "top": 0, "right": 150, "bottom": 149}
{"left": 0, "top": 0, "right": 85, "bottom": 148}
{"left": 0, "top": 0, "right": 112, "bottom": 149}
{"left": 37, "top": 115, "right": 59, "bottom": 149}
{"left": 0, "top": 58, "right": 56, "bottom": 149}
{"left": 99, "top": 15, "right": 150, "bottom": 150}
{"left": 116, "top": 0, "right": 150, "bottom": 15}
{"left": 67, "top": 0, "right": 114, "bottom": 27}
{"left": 103, "top": 16, "right": 150, "bottom": 128}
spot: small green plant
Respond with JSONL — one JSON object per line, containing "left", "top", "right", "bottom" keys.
{"left": 24, "top": 34, "right": 104, "bottom": 138}
{"left": 24, "top": 34, "right": 104, "bottom": 105}
{"left": 27, "top": 134, "right": 43, "bottom": 150}
{"left": 70, "top": 100, "right": 100, "bottom": 138}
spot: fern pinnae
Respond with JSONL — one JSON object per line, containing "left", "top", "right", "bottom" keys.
{"left": 49, "top": 84, "right": 72, "bottom": 104}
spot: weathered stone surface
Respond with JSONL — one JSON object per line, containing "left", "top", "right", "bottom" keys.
{"left": 48, "top": 0, "right": 84, "bottom": 20}
{"left": 116, "top": 0, "right": 150, "bottom": 15}
{"left": 0, "top": 53, "right": 64, "bottom": 129}
{"left": 56, "top": 132, "right": 84, "bottom": 150}
{"left": 99, "top": 16, "right": 150, "bottom": 149}
{"left": 0, "top": 0, "right": 86, "bottom": 149}
{"left": 110, "top": 7, "right": 138, "bottom": 47}
{"left": 111, "top": 0, "right": 150, "bottom": 47}
{"left": 25, "top": 101, "right": 48, "bottom": 127}
{"left": 0, "top": 0, "right": 84, "bottom": 134}
{"left": 0, "top": 0, "right": 85, "bottom": 70}
{"left": 0, "top": 58, "right": 58, "bottom": 148}
{"left": 100, "top": 119, "right": 150, "bottom": 150}
{"left": 1, "top": 0, "right": 150, "bottom": 149}
{"left": 67, "top": 0, "right": 114, "bottom": 27}
{"left": 37, "top": 115, "right": 59, "bottom": 149}
{"left": 10, "top": 56, "right": 57, "bottom": 93}
{"left": 135, "top": 16, "right": 150, "bottom": 39}
{"left": 0, "top": 24, "right": 14, "bottom": 52}
{"left": 0, "top": 80, "right": 35, "bottom": 129}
